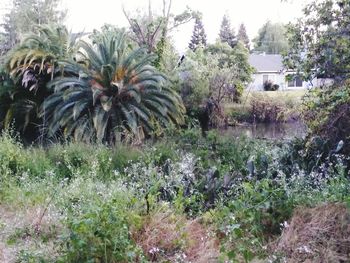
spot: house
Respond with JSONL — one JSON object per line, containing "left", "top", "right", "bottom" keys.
{"left": 247, "top": 54, "right": 309, "bottom": 91}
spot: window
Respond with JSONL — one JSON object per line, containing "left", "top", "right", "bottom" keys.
{"left": 295, "top": 76, "right": 303, "bottom": 87}
{"left": 263, "top": 75, "right": 269, "bottom": 84}
{"left": 287, "top": 75, "right": 303, "bottom": 87}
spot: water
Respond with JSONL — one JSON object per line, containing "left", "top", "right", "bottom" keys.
{"left": 224, "top": 121, "right": 307, "bottom": 140}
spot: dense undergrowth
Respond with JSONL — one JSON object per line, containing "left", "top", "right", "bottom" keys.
{"left": 226, "top": 91, "right": 304, "bottom": 124}
{"left": 0, "top": 128, "right": 349, "bottom": 262}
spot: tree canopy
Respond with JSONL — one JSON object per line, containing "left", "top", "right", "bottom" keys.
{"left": 0, "top": 25, "right": 185, "bottom": 143}
{"left": 219, "top": 15, "right": 236, "bottom": 48}
{"left": 237, "top": 23, "right": 250, "bottom": 50}
{"left": 0, "top": 0, "right": 66, "bottom": 57}
{"left": 284, "top": 0, "right": 350, "bottom": 82}
{"left": 188, "top": 16, "right": 207, "bottom": 51}
{"left": 252, "top": 21, "right": 288, "bottom": 54}
{"left": 123, "top": 0, "right": 199, "bottom": 68}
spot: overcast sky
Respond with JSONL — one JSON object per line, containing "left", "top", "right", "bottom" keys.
{"left": 1, "top": 0, "right": 310, "bottom": 52}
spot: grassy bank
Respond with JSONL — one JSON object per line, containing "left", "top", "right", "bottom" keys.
{"left": 0, "top": 129, "right": 349, "bottom": 262}
{"left": 225, "top": 90, "right": 306, "bottom": 123}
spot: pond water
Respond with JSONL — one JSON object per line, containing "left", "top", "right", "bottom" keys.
{"left": 223, "top": 121, "right": 307, "bottom": 140}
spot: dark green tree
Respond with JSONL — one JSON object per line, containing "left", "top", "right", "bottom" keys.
{"left": 219, "top": 15, "right": 236, "bottom": 48}
{"left": 1, "top": 25, "right": 80, "bottom": 139}
{"left": 237, "top": 23, "right": 250, "bottom": 50}
{"left": 284, "top": 0, "right": 350, "bottom": 82}
{"left": 188, "top": 16, "right": 207, "bottom": 51}
{"left": 42, "top": 32, "right": 185, "bottom": 142}
{"left": 252, "top": 21, "right": 288, "bottom": 54}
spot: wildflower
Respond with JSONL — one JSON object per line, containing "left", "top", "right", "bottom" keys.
{"left": 297, "top": 245, "right": 312, "bottom": 254}
{"left": 280, "top": 221, "right": 289, "bottom": 229}
{"left": 149, "top": 247, "right": 160, "bottom": 255}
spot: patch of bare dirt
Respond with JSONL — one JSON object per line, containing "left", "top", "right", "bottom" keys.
{"left": 0, "top": 205, "right": 61, "bottom": 262}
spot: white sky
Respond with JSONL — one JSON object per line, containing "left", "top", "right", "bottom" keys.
{"left": 1, "top": 0, "right": 310, "bottom": 52}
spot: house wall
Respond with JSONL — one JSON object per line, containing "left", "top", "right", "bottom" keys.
{"left": 248, "top": 72, "right": 335, "bottom": 91}
{"left": 248, "top": 72, "right": 289, "bottom": 91}
{"left": 309, "top": 78, "right": 334, "bottom": 88}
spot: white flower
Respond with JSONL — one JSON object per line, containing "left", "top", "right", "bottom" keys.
{"left": 297, "top": 245, "right": 312, "bottom": 254}
{"left": 280, "top": 221, "right": 289, "bottom": 229}
{"left": 149, "top": 247, "right": 160, "bottom": 254}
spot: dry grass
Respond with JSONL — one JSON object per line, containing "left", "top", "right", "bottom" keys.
{"left": 0, "top": 205, "right": 61, "bottom": 262}
{"left": 274, "top": 203, "right": 350, "bottom": 263}
{"left": 132, "top": 210, "right": 219, "bottom": 262}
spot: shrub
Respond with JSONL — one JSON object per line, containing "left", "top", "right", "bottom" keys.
{"left": 60, "top": 199, "right": 142, "bottom": 262}
{"left": 272, "top": 84, "right": 279, "bottom": 91}
{"left": 263, "top": 80, "right": 272, "bottom": 91}
{"left": 303, "top": 83, "right": 350, "bottom": 156}
{"left": 263, "top": 80, "right": 279, "bottom": 91}
{"left": 250, "top": 95, "right": 286, "bottom": 122}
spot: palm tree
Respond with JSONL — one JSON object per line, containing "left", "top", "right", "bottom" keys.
{"left": 1, "top": 25, "right": 81, "bottom": 136}
{"left": 42, "top": 32, "right": 185, "bottom": 142}
{"left": 7, "top": 25, "right": 80, "bottom": 86}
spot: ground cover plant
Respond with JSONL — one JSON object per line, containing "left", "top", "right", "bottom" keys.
{"left": 1, "top": 0, "right": 350, "bottom": 262}
{"left": 0, "top": 127, "right": 349, "bottom": 262}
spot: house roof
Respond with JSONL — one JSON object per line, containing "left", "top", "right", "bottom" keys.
{"left": 249, "top": 54, "right": 284, "bottom": 72}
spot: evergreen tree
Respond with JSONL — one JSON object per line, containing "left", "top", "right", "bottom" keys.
{"left": 188, "top": 16, "right": 207, "bottom": 51}
{"left": 237, "top": 23, "right": 250, "bottom": 50}
{"left": 219, "top": 15, "right": 236, "bottom": 48}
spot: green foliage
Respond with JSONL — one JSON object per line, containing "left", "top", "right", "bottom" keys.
{"left": 188, "top": 16, "right": 207, "bottom": 51}
{"left": 299, "top": 83, "right": 350, "bottom": 169}
{"left": 123, "top": 1, "right": 198, "bottom": 65}
{"left": 263, "top": 80, "right": 279, "bottom": 91}
{"left": 219, "top": 15, "right": 236, "bottom": 48}
{"left": 303, "top": 84, "right": 350, "bottom": 140}
{"left": 60, "top": 199, "right": 141, "bottom": 262}
{"left": 178, "top": 42, "right": 252, "bottom": 118}
{"left": 0, "top": 128, "right": 350, "bottom": 262}
{"left": 90, "top": 24, "right": 128, "bottom": 45}
{"left": 237, "top": 23, "right": 250, "bottom": 50}
{"left": 1, "top": 25, "right": 80, "bottom": 139}
{"left": 0, "top": 0, "right": 66, "bottom": 57}
{"left": 41, "top": 31, "right": 185, "bottom": 142}
{"left": 1, "top": 24, "right": 185, "bottom": 143}
{"left": 253, "top": 21, "right": 288, "bottom": 54}
{"left": 249, "top": 93, "right": 292, "bottom": 122}
{"left": 284, "top": 0, "right": 350, "bottom": 81}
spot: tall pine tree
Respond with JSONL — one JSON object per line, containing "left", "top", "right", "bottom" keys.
{"left": 237, "top": 23, "right": 250, "bottom": 50}
{"left": 188, "top": 16, "right": 207, "bottom": 51}
{"left": 219, "top": 15, "right": 236, "bottom": 48}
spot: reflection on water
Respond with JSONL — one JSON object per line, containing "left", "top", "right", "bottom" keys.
{"left": 224, "top": 122, "right": 307, "bottom": 140}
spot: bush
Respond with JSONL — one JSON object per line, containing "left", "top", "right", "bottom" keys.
{"left": 60, "top": 199, "right": 142, "bottom": 262}
{"left": 272, "top": 84, "right": 279, "bottom": 91}
{"left": 250, "top": 95, "right": 286, "bottom": 122}
{"left": 303, "top": 83, "right": 350, "bottom": 156}
{"left": 263, "top": 81, "right": 280, "bottom": 91}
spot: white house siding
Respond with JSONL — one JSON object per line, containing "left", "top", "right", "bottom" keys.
{"left": 248, "top": 74, "right": 334, "bottom": 91}
{"left": 309, "top": 78, "right": 334, "bottom": 88}
{"left": 248, "top": 72, "right": 289, "bottom": 91}
{"left": 247, "top": 54, "right": 333, "bottom": 91}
